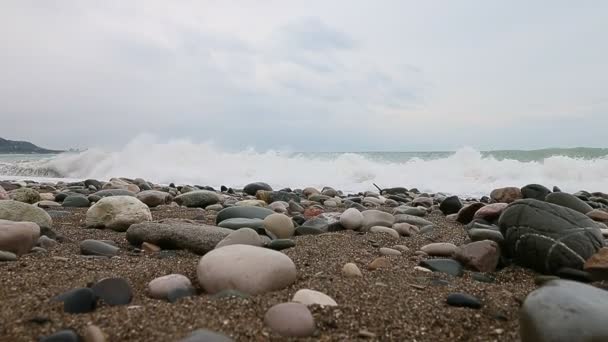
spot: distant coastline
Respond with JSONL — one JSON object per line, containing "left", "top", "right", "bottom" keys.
{"left": 0, "top": 137, "right": 64, "bottom": 154}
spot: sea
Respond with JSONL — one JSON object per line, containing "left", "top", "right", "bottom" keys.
{"left": 1, "top": 140, "right": 607, "bottom": 197}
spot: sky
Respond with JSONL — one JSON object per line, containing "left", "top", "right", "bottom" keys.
{"left": 1, "top": 0, "right": 607, "bottom": 152}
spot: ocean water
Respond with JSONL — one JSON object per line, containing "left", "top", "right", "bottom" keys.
{"left": 1, "top": 139, "right": 608, "bottom": 197}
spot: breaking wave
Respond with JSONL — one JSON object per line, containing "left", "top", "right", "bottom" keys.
{"left": 1, "top": 136, "right": 608, "bottom": 196}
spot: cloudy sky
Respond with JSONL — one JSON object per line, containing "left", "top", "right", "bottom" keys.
{"left": 1, "top": 0, "right": 607, "bottom": 151}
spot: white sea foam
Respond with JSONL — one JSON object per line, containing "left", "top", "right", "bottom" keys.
{"left": 2, "top": 136, "right": 608, "bottom": 197}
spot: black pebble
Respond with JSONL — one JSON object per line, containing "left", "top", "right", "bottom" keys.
{"left": 61, "top": 288, "right": 96, "bottom": 314}
{"left": 39, "top": 329, "right": 79, "bottom": 342}
{"left": 446, "top": 293, "right": 482, "bottom": 309}
{"left": 92, "top": 277, "right": 133, "bottom": 306}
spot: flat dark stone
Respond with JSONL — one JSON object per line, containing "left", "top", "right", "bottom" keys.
{"left": 446, "top": 293, "right": 482, "bottom": 309}
{"left": 419, "top": 259, "right": 463, "bottom": 277}
{"left": 266, "top": 239, "right": 296, "bottom": 251}
{"left": 59, "top": 288, "right": 96, "bottom": 314}
{"left": 471, "top": 273, "right": 495, "bottom": 283}
{"left": 557, "top": 267, "right": 593, "bottom": 283}
{"left": 39, "top": 329, "right": 79, "bottom": 342}
{"left": 295, "top": 226, "right": 323, "bottom": 235}
{"left": 91, "top": 277, "right": 132, "bottom": 306}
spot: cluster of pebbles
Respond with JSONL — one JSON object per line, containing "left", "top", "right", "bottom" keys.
{"left": 1, "top": 179, "right": 608, "bottom": 341}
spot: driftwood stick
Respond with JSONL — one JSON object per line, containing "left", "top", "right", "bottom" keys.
{"left": 373, "top": 183, "right": 383, "bottom": 193}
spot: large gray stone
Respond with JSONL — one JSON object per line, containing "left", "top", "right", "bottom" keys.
{"left": 521, "top": 184, "right": 551, "bottom": 201}
{"left": 215, "top": 206, "right": 274, "bottom": 224}
{"left": 62, "top": 195, "right": 90, "bottom": 208}
{"left": 394, "top": 214, "right": 433, "bottom": 227}
{"left": 9, "top": 188, "right": 40, "bottom": 204}
{"left": 86, "top": 196, "right": 152, "bottom": 231}
{"left": 126, "top": 219, "right": 232, "bottom": 255}
{"left": 546, "top": 192, "right": 593, "bottom": 214}
{"left": 0, "top": 200, "right": 52, "bottom": 228}
{"left": 174, "top": 190, "right": 221, "bottom": 208}
{"left": 498, "top": 199, "right": 604, "bottom": 274}
{"left": 91, "top": 189, "right": 136, "bottom": 198}
{"left": 520, "top": 280, "right": 608, "bottom": 342}
{"left": 197, "top": 244, "right": 296, "bottom": 294}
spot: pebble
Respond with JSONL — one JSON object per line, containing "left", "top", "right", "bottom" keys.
{"left": 92, "top": 277, "right": 133, "bottom": 306}
{"left": 85, "top": 196, "right": 152, "bottom": 231}
{"left": 60, "top": 288, "right": 97, "bottom": 314}
{"left": 0, "top": 250, "right": 17, "bottom": 261}
{"left": 142, "top": 242, "right": 161, "bottom": 253}
{"left": 419, "top": 259, "right": 464, "bottom": 277}
{"left": 446, "top": 293, "right": 482, "bottom": 309}
{"left": 520, "top": 280, "right": 608, "bottom": 341}
{"left": 263, "top": 213, "right": 295, "bottom": 238}
{"left": 40, "top": 330, "right": 80, "bottom": 342}
{"left": 369, "top": 226, "right": 400, "bottom": 238}
{"left": 0, "top": 219, "right": 40, "bottom": 256}
{"left": 379, "top": 247, "right": 402, "bottom": 256}
{"left": 148, "top": 274, "right": 194, "bottom": 300}
{"left": 420, "top": 242, "right": 457, "bottom": 257}
{"left": 339, "top": 208, "right": 363, "bottom": 230}
{"left": 342, "top": 263, "right": 363, "bottom": 277}
{"left": 392, "top": 245, "right": 410, "bottom": 252}
{"left": 265, "top": 239, "right": 296, "bottom": 250}
{"left": 584, "top": 247, "right": 608, "bottom": 280}
{"left": 197, "top": 244, "right": 296, "bottom": 295}
{"left": 215, "top": 228, "right": 264, "bottom": 249}
{"left": 362, "top": 210, "right": 395, "bottom": 230}
{"left": 38, "top": 235, "right": 57, "bottom": 249}
{"left": 80, "top": 240, "right": 119, "bottom": 257}
{"left": 292, "top": 289, "right": 338, "bottom": 307}
{"left": 83, "top": 325, "right": 106, "bottom": 342}
{"left": 178, "top": 329, "right": 234, "bottom": 342}
{"left": 392, "top": 222, "right": 418, "bottom": 236}
{"left": 414, "top": 266, "right": 432, "bottom": 273}
{"left": 453, "top": 240, "right": 500, "bottom": 272}
{"left": 368, "top": 257, "right": 390, "bottom": 270}
{"left": 264, "top": 302, "right": 315, "bottom": 337}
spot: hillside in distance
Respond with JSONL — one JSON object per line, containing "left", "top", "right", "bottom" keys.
{"left": 0, "top": 137, "right": 63, "bottom": 154}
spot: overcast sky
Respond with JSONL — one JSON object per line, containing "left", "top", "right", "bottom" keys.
{"left": 1, "top": 0, "right": 607, "bottom": 151}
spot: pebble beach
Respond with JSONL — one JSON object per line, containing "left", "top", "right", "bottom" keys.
{"left": 1, "top": 179, "right": 607, "bottom": 341}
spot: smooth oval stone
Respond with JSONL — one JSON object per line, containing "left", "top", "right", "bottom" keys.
{"left": 468, "top": 228, "right": 504, "bottom": 243}
{"left": 446, "top": 293, "right": 482, "bottom": 309}
{"left": 215, "top": 206, "right": 274, "bottom": 224}
{"left": 439, "top": 196, "right": 462, "bottom": 215}
{"left": 521, "top": 184, "right": 551, "bottom": 201}
{"left": 368, "top": 257, "right": 391, "bottom": 270}
{"left": 394, "top": 214, "right": 433, "bottom": 227}
{"left": 379, "top": 247, "right": 402, "bottom": 256}
{"left": 292, "top": 289, "right": 338, "bottom": 307}
{"left": 62, "top": 195, "right": 90, "bottom": 208}
{"left": 556, "top": 267, "right": 593, "bottom": 283}
{"left": 471, "top": 273, "right": 495, "bottom": 283}
{"left": 263, "top": 213, "right": 295, "bottom": 238}
{"left": 215, "top": 228, "right": 264, "bottom": 249}
{"left": 419, "top": 259, "right": 464, "bottom": 277}
{"left": 339, "top": 208, "right": 363, "bottom": 230}
{"left": 546, "top": 192, "right": 593, "bottom": 214}
{"left": 266, "top": 239, "right": 296, "bottom": 251}
{"left": 295, "top": 226, "right": 323, "bottom": 235}
{"left": 520, "top": 280, "right": 608, "bottom": 342}
{"left": 80, "top": 240, "right": 119, "bottom": 257}
{"left": 197, "top": 245, "right": 296, "bottom": 295}
{"left": 342, "top": 263, "right": 363, "bottom": 277}
{"left": 61, "top": 288, "right": 97, "bottom": 314}
{"left": 174, "top": 190, "right": 221, "bottom": 208}
{"left": 362, "top": 210, "right": 395, "bottom": 230}
{"left": 243, "top": 182, "right": 273, "bottom": 196}
{"left": 85, "top": 196, "right": 152, "bottom": 231}
{"left": 83, "top": 325, "right": 106, "bottom": 342}
{"left": 264, "top": 302, "right": 315, "bottom": 337}
{"left": 369, "top": 226, "right": 399, "bottom": 238}
{"left": 217, "top": 218, "right": 265, "bottom": 232}
{"left": 178, "top": 329, "right": 234, "bottom": 342}
{"left": 148, "top": 274, "right": 193, "bottom": 300}
{"left": 40, "top": 330, "right": 80, "bottom": 342}
{"left": 0, "top": 250, "right": 17, "bottom": 261}
{"left": 91, "top": 278, "right": 132, "bottom": 306}
{"left": 420, "top": 243, "right": 457, "bottom": 257}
